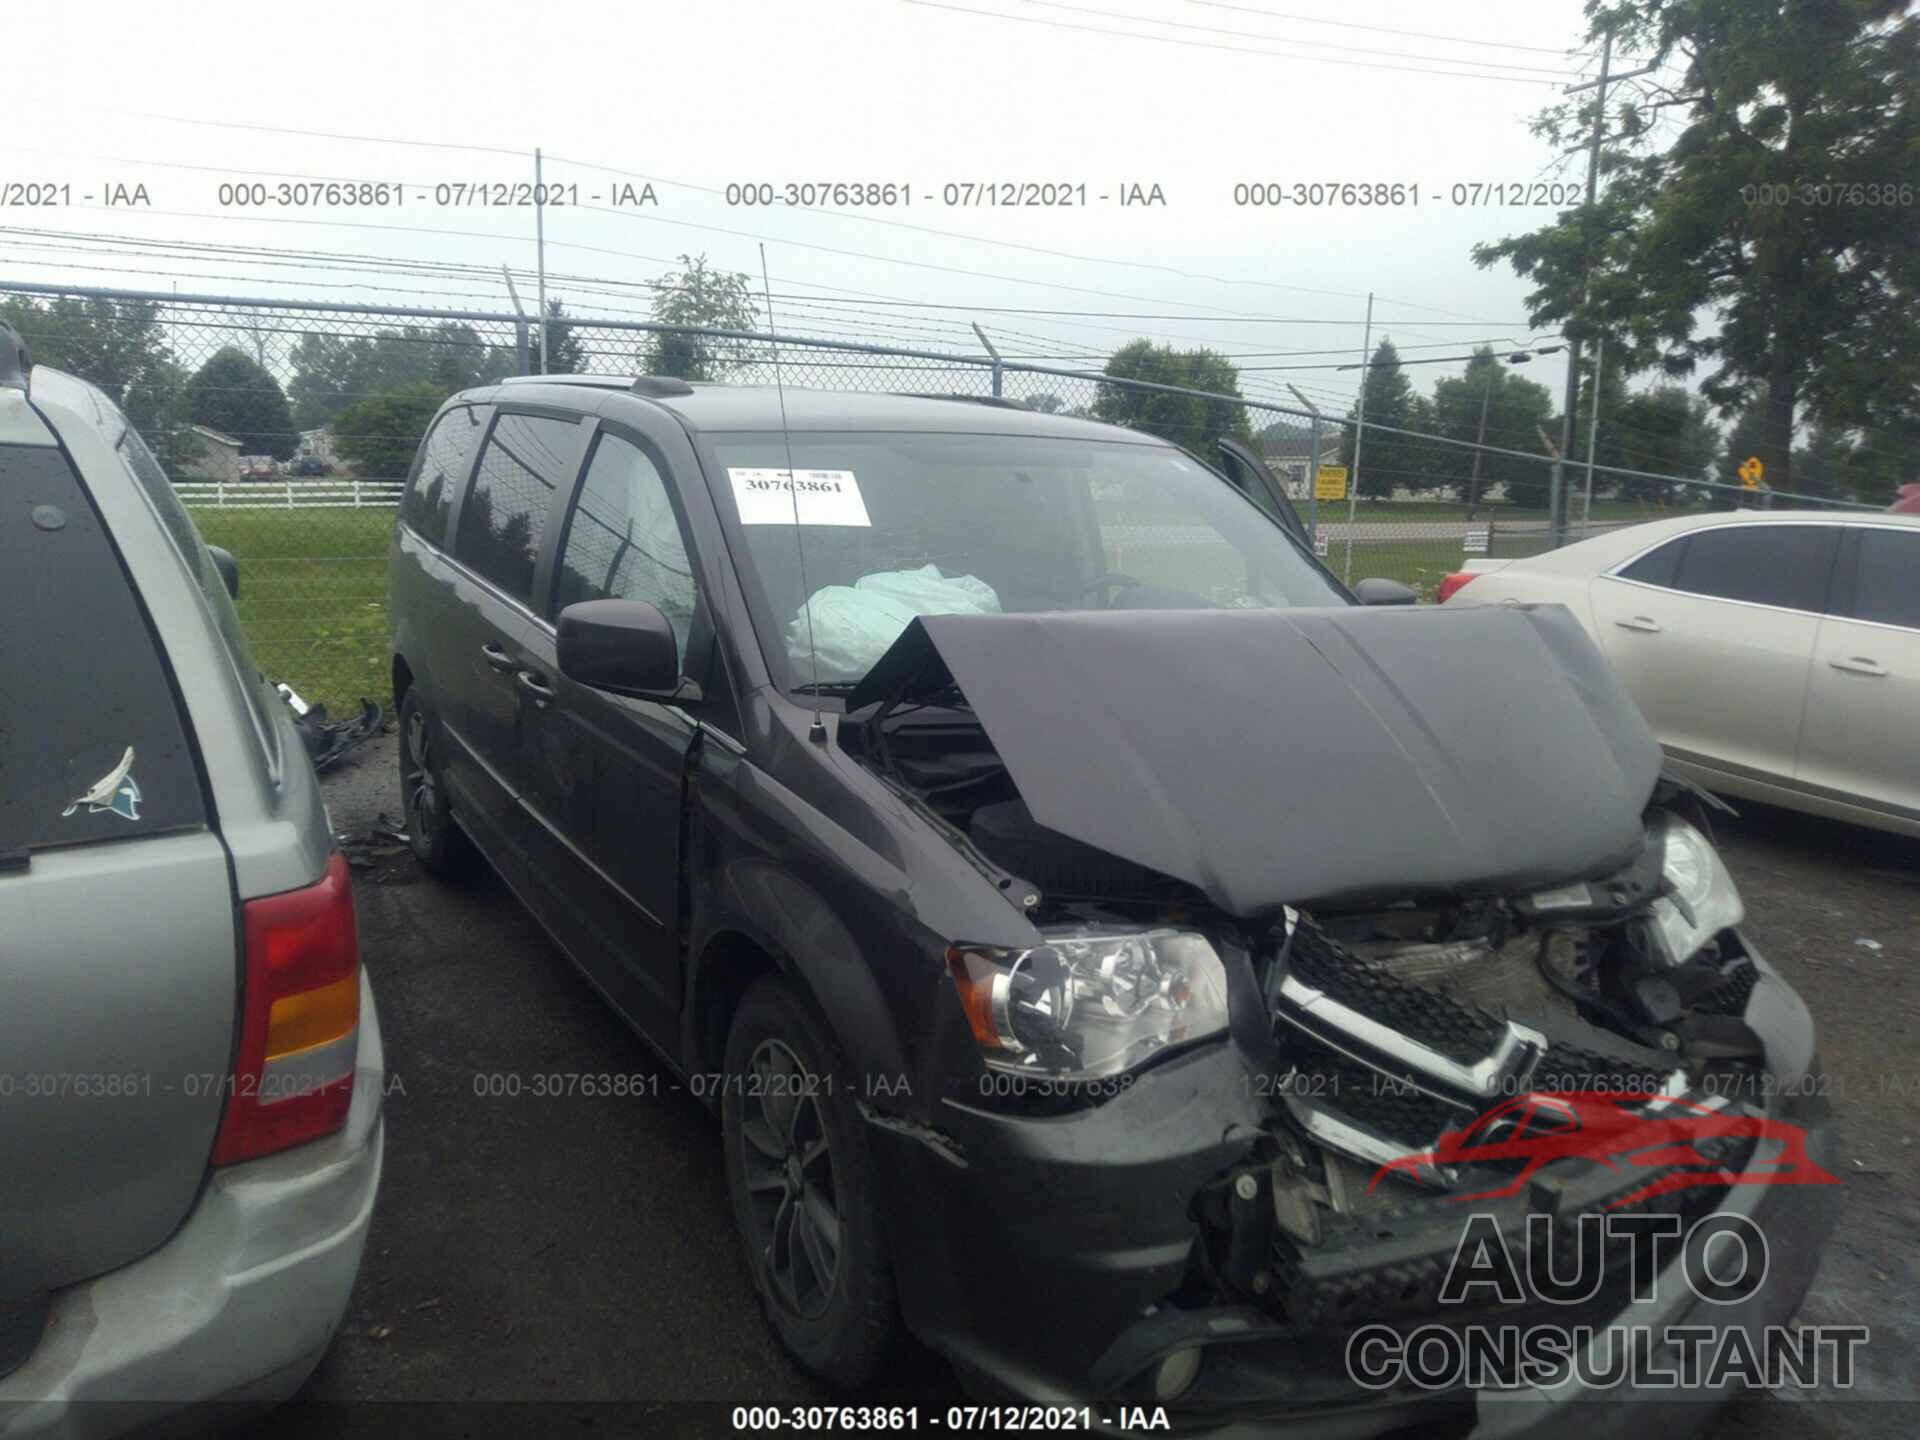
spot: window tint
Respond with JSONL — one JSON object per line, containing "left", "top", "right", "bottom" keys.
{"left": 1849, "top": 529, "right": 1920, "bottom": 630}
{"left": 554, "top": 433, "right": 698, "bottom": 657}
{"left": 0, "top": 444, "right": 208, "bottom": 852}
{"left": 1669, "top": 526, "right": 1837, "bottom": 612}
{"left": 452, "top": 412, "right": 578, "bottom": 604}
{"left": 1618, "top": 537, "right": 1683, "bottom": 589}
{"left": 402, "top": 405, "right": 485, "bottom": 543}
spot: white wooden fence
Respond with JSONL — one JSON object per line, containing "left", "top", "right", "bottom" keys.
{"left": 173, "top": 478, "right": 406, "bottom": 509}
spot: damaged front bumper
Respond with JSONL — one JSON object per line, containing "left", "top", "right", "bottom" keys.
{"left": 868, "top": 934, "right": 1838, "bottom": 1436}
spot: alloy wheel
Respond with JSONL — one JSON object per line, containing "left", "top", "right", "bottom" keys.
{"left": 738, "top": 1038, "right": 843, "bottom": 1320}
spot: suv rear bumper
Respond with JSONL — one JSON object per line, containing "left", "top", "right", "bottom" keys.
{"left": 0, "top": 969, "right": 385, "bottom": 1439}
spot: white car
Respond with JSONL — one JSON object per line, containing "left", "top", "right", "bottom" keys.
{"left": 1441, "top": 510, "right": 1920, "bottom": 838}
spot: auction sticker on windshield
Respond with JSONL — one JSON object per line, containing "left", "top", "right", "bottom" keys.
{"left": 728, "top": 467, "right": 871, "bottom": 526}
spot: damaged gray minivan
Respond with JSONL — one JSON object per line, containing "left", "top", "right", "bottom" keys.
{"left": 388, "top": 377, "right": 1836, "bottom": 1433}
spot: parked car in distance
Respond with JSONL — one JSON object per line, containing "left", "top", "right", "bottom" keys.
{"left": 388, "top": 375, "right": 1831, "bottom": 1427}
{"left": 0, "top": 323, "right": 384, "bottom": 1433}
{"left": 292, "top": 454, "right": 331, "bottom": 478}
{"left": 1441, "top": 510, "right": 1920, "bottom": 837}
{"left": 240, "top": 454, "right": 276, "bottom": 480}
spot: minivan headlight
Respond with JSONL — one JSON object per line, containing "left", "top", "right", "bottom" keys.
{"left": 1648, "top": 816, "right": 1744, "bottom": 965}
{"left": 946, "top": 929, "right": 1230, "bottom": 1080}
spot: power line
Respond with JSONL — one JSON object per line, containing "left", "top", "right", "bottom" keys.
{"left": 1183, "top": 0, "right": 1589, "bottom": 56}
{"left": 1018, "top": 0, "right": 1579, "bottom": 75}
{"left": 902, "top": 0, "right": 1566, "bottom": 84}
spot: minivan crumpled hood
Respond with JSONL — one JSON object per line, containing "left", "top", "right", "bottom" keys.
{"left": 848, "top": 603, "right": 1661, "bottom": 916}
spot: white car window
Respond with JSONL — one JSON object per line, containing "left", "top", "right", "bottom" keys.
{"left": 1849, "top": 530, "right": 1920, "bottom": 630}
{"left": 1669, "top": 526, "right": 1838, "bottom": 613}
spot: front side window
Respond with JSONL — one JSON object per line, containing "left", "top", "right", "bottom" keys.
{"left": 452, "top": 412, "right": 579, "bottom": 605}
{"left": 553, "top": 432, "right": 698, "bottom": 659}
{"left": 1669, "top": 525, "right": 1838, "bottom": 613}
{"left": 402, "top": 404, "right": 487, "bottom": 544}
{"left": 702, "top": 431, "right": 1346, "bottom": 691}
{"left": 1848, "top": 529, "right": 1920, "bottom": 630}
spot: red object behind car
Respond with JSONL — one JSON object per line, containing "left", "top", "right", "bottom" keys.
{"left": 1889, "top": 484, "right": 1920, "bottom": 515}
{"left": 1435, "top": 571, "right": 1477, "bottom": 604}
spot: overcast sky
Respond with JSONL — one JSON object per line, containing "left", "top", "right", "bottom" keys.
{"left": 9, "top": 0, "right": 1637, "bottom": 414}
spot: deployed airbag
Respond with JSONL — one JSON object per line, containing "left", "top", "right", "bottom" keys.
{"left": 787, "top": 565, "right": 1000, "bottom": 681}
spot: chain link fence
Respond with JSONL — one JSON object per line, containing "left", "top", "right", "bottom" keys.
{"left": 0, "top": 281, "right": 1884, "bottom": 711}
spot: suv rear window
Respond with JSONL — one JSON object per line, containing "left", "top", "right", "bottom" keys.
{"left": 0, "top": 443, "right": 208, "bottom": 854}
{"left": 452, "top": 412, "right": 581, "bottom": 605}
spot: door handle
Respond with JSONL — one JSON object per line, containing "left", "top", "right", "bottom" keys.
{"left": 1614, "top": 616, "right": 1662, "bottom": 634}
{"left": 517, "top": 670, "right": 556, "bottom": 708}
{"left": 1830, "top": 656, "right": 1889, "bottom": 678}
{"left": 480, "top": 643, "right": 516, "bottom": 673}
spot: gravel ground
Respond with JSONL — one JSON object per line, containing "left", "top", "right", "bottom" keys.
{"left": 248, "top": 728, "right": 1917, "bottom": 1435}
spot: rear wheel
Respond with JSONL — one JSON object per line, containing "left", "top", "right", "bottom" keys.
{"left": 397, "top": 689, "right": 475, "bottom": 879}
{"left": 722, "top": 976, "right": 899, "bottom": 1387}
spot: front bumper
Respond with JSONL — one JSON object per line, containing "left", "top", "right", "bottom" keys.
{"left": 0, "top": 968, "right": 386, "bottom": 1439}
{"left": 872, "top": 940, "right": 1839, "bottom": 1437}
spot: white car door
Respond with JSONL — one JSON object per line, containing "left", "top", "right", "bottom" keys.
{"left": 1796, "top": 525, "right": 1920, "bottom": 829}
{"left": 1588, "top": 523, "right": 1841, "bottom": 786}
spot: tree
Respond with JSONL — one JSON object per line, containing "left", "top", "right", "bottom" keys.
{"left": 332, "top": 380, "right": 450, "bottom": 481}
{"left": 0, "top": 295, "right": 184, "bottom": 450}
{"left": 645, "top": 254, "right": 759, "bottom": 380}
{"left": 1424, "top": 348, "right": 1558, "bottom": 507}
{"left": 1337, "top": 338, "right": 1435, "bottom": 499}
{"left": 186, "top": 347, "right": 297, "bottom": 459}
{"left": 1473, "top": 2, "right": 1920, "bottom": 493}
{"left": 539, "top": 299, "right": 585, "bottom": 375}
{"left": 1023, "top": 392, "right": 1066, "bottom": 414}
{"left": 1603, "top": 385, "right": 1721, "bottom": 501}
{"left": 1091, "top": 340, "right": 1253, "bottom": 455}
{"left": 288, "top": 324, "right": 517, "bottom": 432}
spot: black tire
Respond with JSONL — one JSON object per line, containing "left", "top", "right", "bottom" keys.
{"left": 397, "top": 688, "right": 476, "bottom": 880}
{"left": 721, "top": 975, "right": 899, "bottom": 1388}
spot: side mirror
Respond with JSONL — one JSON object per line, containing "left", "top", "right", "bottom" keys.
{"left": 1353, "top": 577, "right": 1418, "bottom": 607}
{"left": 557, "top": 598, "right": 683, "bottom": 699}
{"left": 207, "top": 545, "right": 240, "bottom": 599}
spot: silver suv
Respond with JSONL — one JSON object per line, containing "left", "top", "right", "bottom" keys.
{"left": 0, "top": 323, "right": 384, "bottom": 1432}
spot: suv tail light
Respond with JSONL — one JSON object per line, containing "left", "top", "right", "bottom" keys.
{"left": 1435, "top": 571, "right": 1478, "bottom": 604}
{"left": 211, "top": 853, "right": 360, "bottom": 1165}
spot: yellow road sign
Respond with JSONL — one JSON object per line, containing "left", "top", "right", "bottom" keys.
{"left": 1314, "top": 465, "right": 1348, "bottom": 501}
{"left": 1738, "top": 455, "right": 1764, "bottom": 489}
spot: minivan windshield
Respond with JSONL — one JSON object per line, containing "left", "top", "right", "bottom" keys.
{"left": 703, "top": 431, "right": 1348, "bottom": 694}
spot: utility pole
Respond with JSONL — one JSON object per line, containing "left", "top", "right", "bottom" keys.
{"left": 1287, "top": 384, "right": 1323, "bottom": 547}
{"left": 1343, "top": 291, "right": 1374, "bottom": 583}
{"left": 1467, "top": 364, "right": 1494, "bottom": 518}
{"left": 1552, "top": 33, "right": 1657, "bottom": 548}
{"left": 534, "top": 147, "right": 548, "bottom": 374}
{"left": 1581, "top": 333, "right": 1606, "bottom": 537}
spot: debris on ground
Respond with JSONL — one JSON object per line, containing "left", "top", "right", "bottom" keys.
{"left": 1855, "top": 937, "right": 1885, "bottom": 952}
{"left": 336, "top": 812, "right": 413, "bottom": 881}
{"left": 277, "top": 681, "right": 385, "bottom": 773}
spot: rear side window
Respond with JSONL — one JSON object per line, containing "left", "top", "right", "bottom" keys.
{"left": 452, "top": 412, "right": 579, "bottom": 604}
{"left": 1669, "top": 526, "right": 1837, "bottom": 613}
{"left": 1617, "top": 537, "right": 1683, "bottom": 589}
{"left": 0, "top": 444, "right": 208, "bottom": 854}
{"left": 402, "top": 405, "right": 487, "bottom": 545}
{"left": 1847, "top": 529, "right": 1920, "bottom": 630}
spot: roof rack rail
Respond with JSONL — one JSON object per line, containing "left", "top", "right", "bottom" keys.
{"left": 631, "top": 376, "right": 695, "bottom": 397}
{"left": 899, "top": 392, "right": 1030, "bottom": 410}
{"left": 0, "top": 322, "right": 31, "bottom": 391}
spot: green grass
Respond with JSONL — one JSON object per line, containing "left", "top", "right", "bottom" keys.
{"left": 190, "top": 506, "right": 393, "bottom": 714}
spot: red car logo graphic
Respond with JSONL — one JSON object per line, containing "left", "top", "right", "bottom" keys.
{"left": 1369, "top": 1091, "right": 1838, "bottom": 1209}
